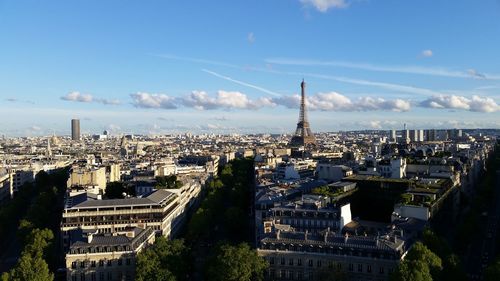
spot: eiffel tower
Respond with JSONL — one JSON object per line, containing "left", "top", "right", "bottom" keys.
{"left": 290, "top": 80, "right": 317, "bottom": 147}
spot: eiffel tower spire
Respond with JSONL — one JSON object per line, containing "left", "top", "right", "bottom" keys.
{"left": 290, "top": 80, "right": 316, "bottom": 147}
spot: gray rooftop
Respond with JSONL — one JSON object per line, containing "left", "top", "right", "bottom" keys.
{"left": 69, "top": 189, "right": 175, "bottom": 209}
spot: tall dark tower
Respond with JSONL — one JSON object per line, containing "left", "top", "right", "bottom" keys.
{"left": 71, "top": 119, "right": 80, "bottom": 141}
{"left": 290, "top": 80, "right": 316, "bottom": 147}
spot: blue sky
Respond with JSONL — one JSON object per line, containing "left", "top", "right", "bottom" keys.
{"left": 1, "top": 0, "right": 500, "bottom": 136}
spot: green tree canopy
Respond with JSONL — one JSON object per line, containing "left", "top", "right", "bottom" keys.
{"left": 205, "top": 243, "right": 268, "bottom": 281}
{"left": 391, "top": 242, "right": 442, "bottom": 281}
{"left": 485, "top": 258, "right": 500, "bottom": 281}
{"left": 155, "top": 175, "right": 183, "bottom": 189}
{"left": 136, "top": 237, "right": 189, "bottom": 281}
{"left": 3, "top": 228, "right": 54, "bottom": 281}
{"left": 105, "top": 181, "right": 126, "bottom": 199}
{"left": 390, "top": 260, "right": 433, "bottom": 281}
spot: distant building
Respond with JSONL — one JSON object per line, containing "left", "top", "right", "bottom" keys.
{"left": 390, "top": 130, "right": 397, "bottom": 142}
{"left": 71, "top": 119, "right": 81, "bottom": 141}
{"left": 67, "top": 166, "right": 107, "bottom": 192}
{"left": 0, "top": 172, "right": 11, "bottom": 204}
{"left": 316, "top": 163, "right": 353, "bottom": 182}
{"left": 378, "top": 158, "right": 407, "bottom": 179}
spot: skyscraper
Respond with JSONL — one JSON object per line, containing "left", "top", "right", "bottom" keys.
{"left": 290, "top": 80, "right": 316, "bottom": 147}
{"left": 71, "top": 119, "right": 80, "bottom": 141}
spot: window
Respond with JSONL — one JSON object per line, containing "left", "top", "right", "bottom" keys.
{"left": 337, "top": 263, "right": 342, "bottom": 271}
{"left": 349, "top": 263, "right": 354, "bottom": 272}
{"left": 91, "top": 273, "right": 96, "bottom": 281}
{"left": 72, "top": 275, "right": 77, "bottom": 281}
{"left": 118, "top": 259, "right": 123, "bottom": 266}
{"left": 270, "top": 257, "right": 275, "bottom": 265}
{"left": 107, "top": 260, "right": 112, "bottom": 266}
{"left": 367, "top": 265, "right": 372, "bottom": 273}
{"left": 379, "top": 267, "right": 385, "bottom": 274}
{"left": 71, "top": 262, "right": 77, "bottom": 269}
{"left": 99, "top": 260, "right": 104, "bottom": 267}
{"left": 297, "top": 258, "right": 302, "bottom": 266}
{"left": 80, "top": 261, "right": 85, "bottom": 268}
{"left": 126, "top": 258, "right": 131, "bottom": 265}
{"left": 280, "top": 270, "right": 285, "bottom": 278}
{"left": 107, "top": 272, "right": 112, "bottom": 281}
{"left": 91, "top": 261, "right": 96, "bottom": 267}
{"left": 80, "top": 273, "right": 86, "bottom": 281}
{"left": 281, "top": 257, "right": 285, "bottom": 265}
{"left": 358, "top": 264, "right": 363, "bottom": 272}
{"left": 316, "top": 260, "right": 322, "bottom": 267}
{"left": 308, "top": 260, "right": 313, "bottom": 267}
{"left": 289, "top": 258, "right": 294, "bottom": 266}
{"left": 297, "top": 271, "right": 303, "bottom": 281}
{"left": 99, "top": 272, "right": 104, "bottom": 281}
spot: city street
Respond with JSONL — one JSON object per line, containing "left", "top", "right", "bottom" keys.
{"left": 467, "top": 170, "right": 500, "bottom": 280}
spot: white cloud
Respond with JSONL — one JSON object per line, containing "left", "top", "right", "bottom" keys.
{"left": 96, "top": 98, "right": 121, "bottom": 105}
{"left": 130, "top": 92, "right": 177, "bottom": 109}
{"left": 420, "top": 95, "right": 500, "bottom": 112}
{"left": 247, "top": 32, "right": 255, "bottom": 44}
{"left": 273, "top": 92, "right": 411, "bottom": 112}
{"left": 421, "top": 49, "right": 433, "bottom": 57}
{"left": 61, "top": 91, "right": 93, "bottom": 102}
{"left": 181, "top": 90, "right": 276, "bottom": 110}
{"left": 61, "top": 91, "right": 121, "bottom": 105}
{"left": 300, "top": 0, "right": 348, "bottom": 12}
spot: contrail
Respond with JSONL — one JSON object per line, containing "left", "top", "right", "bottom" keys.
{"left": 201, "top": 69, "right": 282, "bottom": 97}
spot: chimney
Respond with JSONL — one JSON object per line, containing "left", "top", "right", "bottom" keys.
{"left": 87, "top": 233, "right": 93, "bottom": 243}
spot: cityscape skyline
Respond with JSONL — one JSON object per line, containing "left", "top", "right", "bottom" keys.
{"left": 1, "top": 0, "right": 500, "bottom": 136}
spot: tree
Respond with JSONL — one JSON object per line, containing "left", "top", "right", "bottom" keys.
{"left": 224, "top": 206, "right": 245, "bottom": 238}
{"left": 205, "top": 243, "right": 268, "bottom": 281}
{"left": 105, "top": 182, "right": 126, "bottom": 199}
{"left": 187, "top": 207, "right": 213, "bottom": 240}
{"left": 485, "top": 259, "right": 500, "bottom": 281}
{"left": 153, "top": 237, "right": 189, "bottom": 279}
{"left": 391, "top": 242, "right": 442, "bottom": 281}
{"left": 3, "top": 251, "right": 53, "bottom": 281}
{"left": 220, "top": 164, "right": 233, "bottom": 186}
{"left": 208, "top": 179, "right": 224, "bottom": 191}
{"left": 390, "top": 260, "right": 432, "bottom": 281}
{"left": 17, "top": 219, "right": 34, "bottom": 245}
{"left": 155, "top": 175, "right": 183, "bottom": 189}
{"left": 135, "top": 237, "right": 189, "bottom": 281}
{"left": 23, "top": 228, "right": 54, "bottom": 258}
{"left": 4, "top": 228, "right": 54, "bottom": 281}
{"left": 442, "top": 254, "right": 466, "bottom": 281}
{"left": 136, "top": 248, "right": 176, "bottom": 281}
{"left": 405, "top": 242, "right": 442, "bottom": 274}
